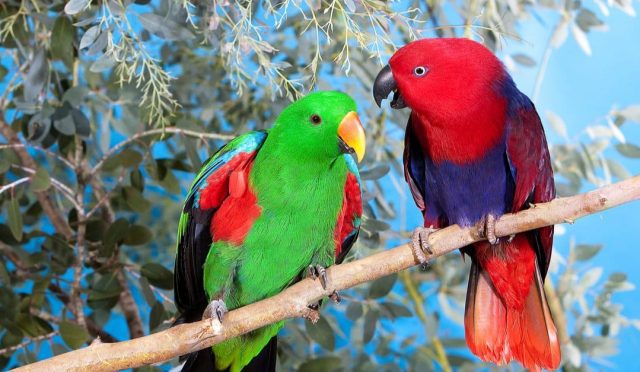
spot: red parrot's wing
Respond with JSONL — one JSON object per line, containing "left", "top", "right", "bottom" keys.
{"left": 505, "top": 103, "right": 555, "bottom": 277}
{"left": 334, "top": 156, "right": 363, "bottom": 264}
{"left": 404, "top": 118, "right": 445, "bottom": 229}
{"left": 174, "top": 131, "right": 267, "bottom": 322}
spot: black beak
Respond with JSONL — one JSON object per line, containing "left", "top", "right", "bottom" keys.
{"left": 372, "top": 65, "right": 406, "bottom": 109}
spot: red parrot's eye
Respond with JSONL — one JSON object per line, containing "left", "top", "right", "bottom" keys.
{"left": 310, "top": 114, "right": 322, "bottom": 125}
{"left": 413, "top": 66, "right": 428, "bottom": 77}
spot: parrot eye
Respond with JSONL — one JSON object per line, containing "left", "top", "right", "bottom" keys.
{"left": 310, "top": 114, "right": 322, "bottom": 125}
{"left": 413, "top": 66, "right": 428, "bottom": 77}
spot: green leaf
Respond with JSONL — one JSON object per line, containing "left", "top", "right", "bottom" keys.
{"left": 88, "top": 273, "right": 123, "bottom": 310}
{"left": 103, "top": 149, "right": 143, "bottom": 172}
{"left": 574, "top": 244, "right": 602, "bottom": 261}
{"left": 298, "top": 356, "right": 341, "bottom": 372}
{"left": 362, "top": 217, "right": 390, "bottom": 232}
{"left": 23, "top": 49, "right": 48, "bottom": 103}
{"left": 606, "top": 159, "right": 631, "bottom": 180}
{"left": 546, "top": 111, "right": 568, "bottom": 138}
{"left": 360, "top": 164, "right": 390, "bottom": 180}
{"left": 79, "top": 25, "right": 100, "bottom": 50}
{"left": 141, "top": 263, "right": 173, "bottom": 290}
{"left": 138, "top": 13, "right": 195, "bottom": 41}
{"left": 8, "top": 196, "right": 23, "bottom": 241}
{"left": 139, "top": 276, "right": 157, "bottom": 307}
{"left": 305, "top": 317, "right": 335, "bottom": 351}
{"left": 123, "top": 186, "right": 151, "bottom": 213}
{"left": 618, "top": 105, "right": 640, "bottom": 123}
{"left": 512, "top": 53, "right": 536, "bottom": 67}
{"left": 149, "top": 302, "right": 167, "bottom": 331}
{"left": 576, "top": 8, "right": 603, "bottom": 32}
{"left": 62, "top": 86, "right": 88, "bottom": 107}
{"left": 90, "top": 53, "right": 116, "bottom": 73}
{"left": 59, "top": 321, "right": 90, "bottom": 349}
{"left": 609, "top": 272, "right": 627, "bottom": 283}
{"left": 0, "top": 158, "right": 10, "bottom": 174}
{"left": 346, "top": 302, "right": 363, "bottom": 320}
{"left": 64, "top": 0, "right": 91, "bottom": 15}
{"left": 380, "top": 302, "right": 412, "bottom": 318}
{"left": 363, "top": 309, "right": 378, "bottom": 344}
{"left": 368, "top": 273, "right": 397, "bottom": 299}
{"left": 53, "top": 104, "right": 76, "bottom": 136}
{"left": 30, "top": 167, "right": 51, "bottom": 192}
{"left": 130, "top": 168, "right": 145, "bottom": 191}
{"left": 51, "top": 17, "right": 74, "bottom": 68}
{"left": 0, "top": 261, "right": 10, "bottom": 285}
{"left": 72, "top": 109, "right": 91, "bottom": 138}
{"left": 102, "top": 218, "right": 130, "bottom": 253}
{"left": 123, "top": 224, "right": 153, "bottom": 246}
{"left": 616, "top": 143, "right": 640, "bottom": 158}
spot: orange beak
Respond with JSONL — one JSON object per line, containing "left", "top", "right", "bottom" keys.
{"left": 337, "top": 111, "right": 366, "bottom": 163}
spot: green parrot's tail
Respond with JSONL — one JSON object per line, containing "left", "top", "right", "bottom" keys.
{"left": 180, "top": 336, "right": 278, "bottom": 372}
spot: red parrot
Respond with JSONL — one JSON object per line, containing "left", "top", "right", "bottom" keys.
{"left": 373, "top": 38, "right": 560, "bottom": 371}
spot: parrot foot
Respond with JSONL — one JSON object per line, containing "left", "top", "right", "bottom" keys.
{"left": 203, "top": 299, "right": 228, "bottom": 335}
{"left": 411, "top": 226, "right": 437, "bottom": 269}
{"left": 329, "top": 290, "right": 341, "bottom": 304}
{"left": 302, "top": 307, "right": 320, "bottom": 324}
{"left": 477, "top": 214, "right": 498, "bottom": 245}
{"left": 307, "top": 264, "right": 329, "bottom": 290}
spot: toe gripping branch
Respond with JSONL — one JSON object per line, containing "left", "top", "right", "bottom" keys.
{"left": 411, "top": 226, "right": 438, "bottom": 269}
{"left": 307, "top": 265, "right": 341, "bottom": 306}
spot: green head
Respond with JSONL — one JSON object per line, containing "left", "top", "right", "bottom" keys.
{"left": 268, "top": 91, "right": 366, "bottom": 163}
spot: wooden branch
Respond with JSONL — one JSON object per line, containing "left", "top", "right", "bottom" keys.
{"left": 16, "top": 176, "right": 640, "bottom": 371}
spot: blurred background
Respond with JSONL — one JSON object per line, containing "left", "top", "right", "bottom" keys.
{"left": 0, "top": 0, "right": 639, "bottom": 370}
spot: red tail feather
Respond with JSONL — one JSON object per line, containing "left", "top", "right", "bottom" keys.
{"left": 465, "top": 256, "right": 560, "bottom": 371}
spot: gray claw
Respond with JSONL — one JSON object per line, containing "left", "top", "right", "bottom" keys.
{"left": 307, "top": 264, "right": 329, "bottom": 290}
{"left": 329, "top": 290, "right": 341, "bottom": 304}
{"left": 411, "top": 226, "right": 437, "bottom": 268}
{"left": 203, "top": 299, "right": 228, "bottom": 323}
{"left": 479, "top": 214, "right": 498, "bottom": 245}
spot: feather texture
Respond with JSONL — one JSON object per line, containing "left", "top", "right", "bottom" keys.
{"left": 387, "top": 38, "right": 559, "bottom": 370}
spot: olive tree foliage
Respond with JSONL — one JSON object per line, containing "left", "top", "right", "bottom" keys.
{"left": 0, "top": 0, "right": 639, "bottom": 370}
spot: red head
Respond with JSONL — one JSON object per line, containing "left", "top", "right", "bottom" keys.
{"left": 373, "top": 38, "right": 511, "bottom": 162}
{"left": 374, "top": 38, "right": 506, "bottom": 119}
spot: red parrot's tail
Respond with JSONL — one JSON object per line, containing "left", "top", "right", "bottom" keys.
{"left": 464, "top": 251, "right": 561, "bottom": 371}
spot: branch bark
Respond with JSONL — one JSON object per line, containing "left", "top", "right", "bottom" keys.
{"left": 15, "top": 176, "right": 640, "bottom": 371}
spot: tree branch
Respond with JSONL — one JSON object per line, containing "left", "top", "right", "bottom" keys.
{"left": 90, "top": 127, "right": 235, "bottom": 176}
{"left": 15, "top": 176, "right": 640, "bottom": 371}
{"left": 0, "top": 116, "right": 73, "bottom": 238}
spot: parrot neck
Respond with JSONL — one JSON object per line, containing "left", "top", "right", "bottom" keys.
{"left": 411, "top": 92, "right": 507, "bottom": 164}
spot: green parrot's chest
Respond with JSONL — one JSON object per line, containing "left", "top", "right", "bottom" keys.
{"left": 229, "top": 166, "right": 347, "bottom": 308}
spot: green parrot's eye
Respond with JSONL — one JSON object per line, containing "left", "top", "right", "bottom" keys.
{"left": 413, "top": 66, "right": 428, "bottom": 77}
{"left": 310, "top": 114, "right": 322, "bottom": 125}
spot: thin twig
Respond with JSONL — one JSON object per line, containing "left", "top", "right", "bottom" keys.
{"left": 90, "top": 128, "right": 234, "bottom": 176}
{"left": 0, "top": 177, "right": 30, "bottom": 195}
{"left": 71, "top": 134, "right": 87, "bottom": 328}
{"left": 10, "top": 165, "right": 81, "bottom": 210}
{"left": 0, "top": 143, "right": 75, "bottom": 169}
{"left": 0, "top": 116, "right": 73, "bottom": 238}
{"left": 0, "top": 332, "right": 58, "bottom": 356}
{"left": 15, "top": 175, "right": 640, "bottom": 371}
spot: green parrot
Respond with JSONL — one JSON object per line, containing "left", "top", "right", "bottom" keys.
{"left": 173, "top": 91, "right": 366, "bottom": 371}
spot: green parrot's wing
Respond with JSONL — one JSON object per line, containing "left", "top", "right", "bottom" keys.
{"left": 335, "top": 154, "right": 363, "bottom": 264}
{"left": 173, "top": 131, "right": 267, "bottom": 322}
